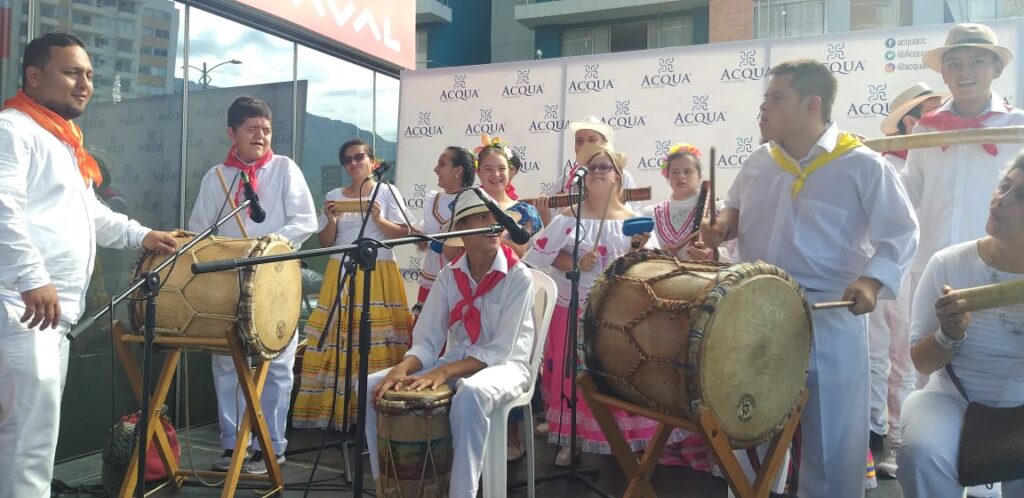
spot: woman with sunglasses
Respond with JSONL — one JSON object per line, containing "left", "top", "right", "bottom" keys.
{"left": 524, "top": 143, "right": 661, "bottom": 466}
{"left": 293, "top": 138, "right": 415, "bottom": 430}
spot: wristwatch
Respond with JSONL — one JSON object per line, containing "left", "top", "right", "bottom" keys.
{"left": 934, "top": 327, "right": 966, "bottom": 351}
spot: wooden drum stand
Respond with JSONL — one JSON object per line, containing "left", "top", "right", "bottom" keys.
{"left": 110, "top": 320, "right": 284, "bottom": 497}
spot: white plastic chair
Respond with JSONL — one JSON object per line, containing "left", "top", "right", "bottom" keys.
{"left": 481, "top": 268, "right": 557, "bottom": 498}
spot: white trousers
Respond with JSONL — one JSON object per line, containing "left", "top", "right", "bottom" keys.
{"left": 868, "top": 277, "right": 915, "bottom": 442}
{"left": 213, "top": 332, "right": 297, "bottom": 455}
{"left": 897, "top": 389, "right": 1024, "bottom": 498}
{"left": 0, "top": 302, "right": 70, "bottom": 498}
{"left": 366, "top": 361, "right": 528, "bottom": 498}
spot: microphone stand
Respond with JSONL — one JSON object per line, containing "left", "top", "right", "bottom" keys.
{"left": 517, "top": 172, "right": 612, "bottom": 497}
{"left": 66, "top": 199, "right": 253, "bottom": 498}
{"left": 192, "top": 224, "right": 505, "bottom": 498}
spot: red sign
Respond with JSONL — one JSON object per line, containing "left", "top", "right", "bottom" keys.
{"left": 233, "top": 0, "right": 415, "bottom": 70}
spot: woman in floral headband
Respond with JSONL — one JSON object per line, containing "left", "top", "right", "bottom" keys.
{"left": 475, "top": 136, "right": 543, "bottom": 256}
{"left": 643, "top": 143, "right": 714, "bottom": 261}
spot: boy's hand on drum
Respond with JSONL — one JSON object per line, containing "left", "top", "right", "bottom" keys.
{"left": 684, "top": 242, "right": 713, "bottom": 261}
{"left": 842, "top": 276, "right": 882, "bottom": 315}
{"left": 374, "top": 366, "right": 412, "bottom": 402}
{"left": 142, "top": 231, "right": 178, "bottom": 254}
{"left": 405, "top": 367, "right": 449, "bottom": 392}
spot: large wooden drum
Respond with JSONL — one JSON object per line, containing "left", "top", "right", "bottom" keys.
{"left": 130, "top": 231, "right": 301, "bottom": 359}
{"left": 376, "top": 385, "right": 454, "bottom": 498}
{"left": 583, "top": 251, "right": 812, "bottom": 448}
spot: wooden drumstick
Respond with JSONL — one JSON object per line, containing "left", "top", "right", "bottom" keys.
{"left": 811, "top": 300, "right": 856, "bottom": 310}
{"left": 958, "top": 279, "right": 1024, "bottom": 313}
{"left": 215, "top": 167, "right": 250, "bottom": 238}
{"left": 707, "top": 146, "right": 720, "bottom": 261}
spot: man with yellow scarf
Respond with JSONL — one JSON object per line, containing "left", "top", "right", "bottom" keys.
{"left": 702, "top": 59, "right": 918, "bottom": 497}
{"left": 0, "top": 33, "right": 177, "bottom": 497}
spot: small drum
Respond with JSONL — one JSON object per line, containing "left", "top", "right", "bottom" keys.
{"left": 376, "top": 385, "right": 454, "bottom": 498}
{"left": 130, "top": 231, "right": 301, "bottom": 359}
{"left": 584, "top": 251, "right": 812, "bottom": 448}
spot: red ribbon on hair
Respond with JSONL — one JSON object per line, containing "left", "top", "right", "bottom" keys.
{"left": 917, "top": 109, "right": 1003, "bottom": 156}
{"left": 449, "top": 244, "right": 519, "bottom": 344}
{"left": 223, "top": 145, "right": 273, "bottom": 205}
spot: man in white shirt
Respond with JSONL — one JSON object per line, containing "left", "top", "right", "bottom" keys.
{"left": 366, "top": 192, "right": 535, "bottom": 498}
{"left": 869, "top": 82, "right": 944, "bottom": 478}
{"left": 187, "top": 96, "right": 317, "bottom": 474}
{"left": 902, "top": 23, "right": 1024, "bottom": 292}
{"left": 702, "top": 59, "right": 918, "bottom": 498}
{"left": 0, "top": 33, "right": 177, "bottom": 498}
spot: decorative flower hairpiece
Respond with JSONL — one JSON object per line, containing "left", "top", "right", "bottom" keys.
{"left": 658, "top": 142, "right": 702, "bottom": 170}
{"left": 473, "top": 134, "right": 513, "bottom": 168}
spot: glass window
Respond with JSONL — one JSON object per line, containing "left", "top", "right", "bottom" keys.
{"left": 610, "top": 21, "right": 647, "bottom": 53}
{"left": 562, "top": 25, "right": 611, "bottom": 56}
{"left": 416, "top": 27, "right": 428, "bottom": 69}
{"left": 648, "top": 16, "right": 695, "bottom": 48}
{"left": 754, "top": 0, "right": 825, "bottom": 38}
{"left": 851, "top": 0, "right": 899, "bottom": 29}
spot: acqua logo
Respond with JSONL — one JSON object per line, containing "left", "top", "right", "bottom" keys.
{"left": 602, "top": 100, "right": 646, "bottom": 129}
{"left": 717, "top": 136, "right": 754, "bottom": 169}
{"left": 464, "top": 108, "right": 506, "bottom": 136}
{"left": 846, "top": 84, "right": 889, "bottom": 119}
{"left": 824, "top": 42, "right": 867, "bottom": 75}
{"left": 401, "top": 255, "right": 422, "bottom": 281}
{"left": 568, "top": 64, "right": 615, "bottom": 94}
{"left": 674, "top": 95, "right": 727, "bottom": 127}
{"left": 528, "top": 104, "right": 570, "bottom": 134}
{"left": 641, "top": 57, "right": 692, "bottom": 88}
{"left": 404, "top": 111, "right": 443, "bottom": 138}
{"left": 439, "top": 73, "right": 480, "bottom": 102}
{"left": 636, "top": 140, "right": 672, "bottom": 170}
{"left": 511, "top": 145, "right": 540, "bottom": 172}
{"left": 405, "top": 183, "right": 427, "bottom": 209}
{"left": 720, "top": 49, "right": 769, "bottom": 82}
{"left": 502, "top": 69, "right": 544, "bottom": 98}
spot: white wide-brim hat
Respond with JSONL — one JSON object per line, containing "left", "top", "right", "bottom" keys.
{"left": 567, "top": 115, "right": 615, "bottom": 145}
{"left": 880, "top": 82, "right": 946, "bottom": 135}
{"left": 922, "top": 22, "right": 1013, "bottom": 73}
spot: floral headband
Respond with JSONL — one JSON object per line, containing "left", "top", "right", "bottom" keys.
{"left": 658, "top": 142, "right": 702, "bottom": 170}
{"left": 473, "top": 134, "right": 513, "bottom": 168}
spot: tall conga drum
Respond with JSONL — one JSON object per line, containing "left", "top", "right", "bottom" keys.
{"left": 376, "top": 385, "right": 454, "bottom": 498}
{"left": 583, "top": 250, "right": 812, "bottom": 448}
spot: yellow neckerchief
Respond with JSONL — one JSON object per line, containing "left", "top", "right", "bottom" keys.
{"left": 770, "top": 131, "right": 862, "bottom": 198}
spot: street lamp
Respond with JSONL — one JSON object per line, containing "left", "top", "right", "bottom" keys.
{"left": 184, "top": 59, "right": 242, "bottom": 88}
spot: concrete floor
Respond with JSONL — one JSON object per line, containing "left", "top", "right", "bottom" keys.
{"left": 52, "top": 422, "right": 904, "bottom": 497}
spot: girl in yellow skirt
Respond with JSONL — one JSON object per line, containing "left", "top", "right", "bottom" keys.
{"left": 292, "top": 138, "right": 415, "bottom": 429}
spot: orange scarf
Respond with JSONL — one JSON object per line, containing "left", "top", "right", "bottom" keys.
{"left": 2, "top": 90, "right": 101, "bottom": 186}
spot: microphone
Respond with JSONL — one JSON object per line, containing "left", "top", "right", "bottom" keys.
{"left": 571, "top": 165, "right": 588, "bottom": 183}
{"left": 471, "top": 187, "right": 532, "bottom": 245}
{"left": 373, "top": 161, "right": 392, "bottom": 180}
{"left": 239, "top": 171, "right": 266, "bottom": 223}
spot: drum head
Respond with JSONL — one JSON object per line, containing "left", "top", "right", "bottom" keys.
{"left": 246, "top": 237, "right": 302, "bottom": 356}
{"left": 382, "top": 384, "right": 453, "bottom": 402}
{"left": 693, "top": 265, "right": 811, "bottom": 447}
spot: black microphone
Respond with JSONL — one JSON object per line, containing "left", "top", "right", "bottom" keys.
{"left": 471, "top": 187, "right": 531, "bottom": 245}
{"left": 373, "top": 161, "right": 391, "bottom": 180}
{"left": 239, "top": 171, "right": 266, "bottom": 223}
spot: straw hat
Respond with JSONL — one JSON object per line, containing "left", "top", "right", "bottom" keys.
{"left": 576, "top": 142, "right": 625, "bottom": 177}
{"left": 922, "top": 22, "right": 1013, "bottom": 73}
{"left": 880, "top": 82, "right": 945, "bottom": 135}
{"left": 443, "top": 190, "right": 521, "bottom": 247}
{"left": 567, "top": 115, "right": 615, "bottom": 145}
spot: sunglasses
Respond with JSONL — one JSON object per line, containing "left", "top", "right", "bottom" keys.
{"left": 342, "top": 152, "right": 369, "bottom": 164}
{"left": 590, "top": 164, "right": 616, "bottom": 174}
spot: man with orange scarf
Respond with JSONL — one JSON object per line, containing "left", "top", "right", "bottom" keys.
{"left": 187, "top": 95, "right": 317, "bottom": 474}
{"left": 0, "top": 32, "right": 177, "bottom": 497}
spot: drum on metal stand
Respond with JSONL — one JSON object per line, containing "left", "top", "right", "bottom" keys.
{"left": 129, "top": 230, "right": 301, "bottom": 360}
{"left": 376, "top": 385, "right": 455, "bottom": 498}
{"left": 583, "top": 250, "right": 812, "bottom": 448}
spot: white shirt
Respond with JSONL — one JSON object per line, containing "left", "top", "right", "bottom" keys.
{"left": 910, "top": 240, "right": 1024, "bottom": 405}
{"left": 0, "top": 108, "right": 151, "bottom": 323}
{"left": 901, "top": 93, "right": 1024, "bottom": 276}
{"left": 724, "top": 123, "right": 919, "bottom": 297}
{"left": 643, "top": 195, "right": 699, "bottom": 259}
{"left": 187, "top": 156, "right": 317, "bottom": 248}
{"left": 319, "top": 184, "right": 414, "bottom": 262}
{"left": 883, "top": 153, "right": 907, "bottom": 173}
{"left": 407, "top": 248, "right": 535, "bottom": 380}
{"left": 416, "top": 190, "right": 459, "bottom": 288}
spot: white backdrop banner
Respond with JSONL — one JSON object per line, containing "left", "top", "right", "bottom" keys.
{"left": 393, "top": 19, "right": 1024, "bottom": 288}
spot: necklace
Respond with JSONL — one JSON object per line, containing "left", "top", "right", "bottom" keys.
{"left": 989, "top": 268, "right": 1024, "bottom": 335}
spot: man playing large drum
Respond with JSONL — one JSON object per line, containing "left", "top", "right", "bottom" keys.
{"left": 188, "top": 96, "right": 317, "bottom": 474}
{"left": 366, "top": 191, "right": 536, "bottom": 498}
{"left": 702, "top": 59, "right": 918, "bottom": 497}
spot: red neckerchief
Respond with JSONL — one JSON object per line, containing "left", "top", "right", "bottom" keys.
{"left": 449, "top": 244, "right": 519, "bottom": 344}
{"left": 505, "top": 183, "right": 519, "bottom": 200}
{"left": 563, "top": 162, "right": 581, "bottom": 191}
{"left": 223, "top": 145, "right": 273, "bottom": 205}
{"left": 917, "top": 107, "right": 1006, "bottom": 156}
{"left": 883, "top": 150, "right": 908, "bottom": 160}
